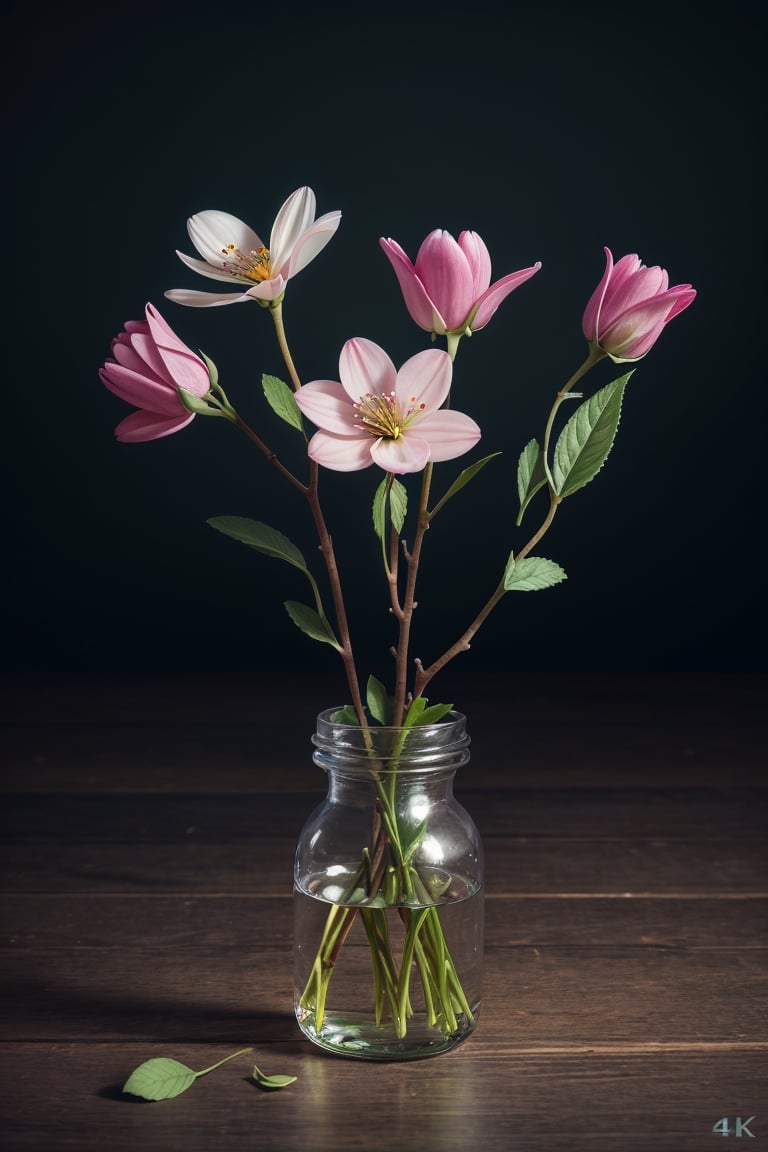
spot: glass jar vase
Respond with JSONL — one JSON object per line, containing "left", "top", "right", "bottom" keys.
{"left": 293, "top": 707, "right": 484, "bottom": 1060}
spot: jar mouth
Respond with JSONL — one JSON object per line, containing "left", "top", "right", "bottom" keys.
{"left": 313, "top": 707, "right": 470, "bottom": 771}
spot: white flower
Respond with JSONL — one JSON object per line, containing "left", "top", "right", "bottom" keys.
{"left": 165, "top": 186, "right": 341, "bottom": 307}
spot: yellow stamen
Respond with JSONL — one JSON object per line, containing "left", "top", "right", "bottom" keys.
{"left": 219, "top": 243, "right": 272, "bottom": 283}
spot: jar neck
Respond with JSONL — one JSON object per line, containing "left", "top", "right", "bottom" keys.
{"left": 312, "top": 708, "right": 471, "bottom": 781}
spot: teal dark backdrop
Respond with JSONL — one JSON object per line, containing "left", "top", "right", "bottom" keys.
{"left": 5, "top": 2, "right": 764, "bottom": 685}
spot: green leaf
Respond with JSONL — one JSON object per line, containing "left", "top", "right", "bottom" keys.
{"left": 284, "top": 601, "right": 341, "bottom": 649}
{"left": 252, "top": 1065, "right": 298, "bottom": 1091}
{"left": 372, "top": 477, "right": 408, "bottom": 541}
{"left": 403, "top": 697, "right": 453, "bottom": 727}
{"left": 199, "top": 350, "right": 219, "bottom": 389}
{"left": 329, "top": 705, "right": 360, "bottom": 725}
{"left": 262, "top": 374, "right": 304, "bottom": 432}
{"left": 208, "top": 517, "right": 307, "bottom": 572}
{"left": 431, "top": 453, "right": 501, "bottom": 516}
{"left": 552, "top": 373, "right": 630, "bottom": 498}
{"left": 366, "top": 675, "right": 390, "bottom": 724}
{"left": 503, "top": 554, "right": 567, "bottom": 592}
{"left": 516, "top": 439, "right": 548, "bottom": 526}
{"left": 123, "top": 1058, "right": 197, "bottom": 1101}
{"left": 122, "top": 1047, "right": 252, "bottom": 1102}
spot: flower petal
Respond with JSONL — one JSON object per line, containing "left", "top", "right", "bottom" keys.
{"left": 371, "top": 435, "right": 431, "bottom": 474}
{"left": 269, "top": 187, "right": 316, "bottom": 270}
{"left": 416, "top": 230, "right": 475, "bottom": 331}
{"left": 294, "top": 380, "right": 355, "bottom": 435}
{"left": 99, "top": 364, "right": 182, "bottom": 415}
{"left": 339, "top": 338, "right": 397, "bottom": 401}
{"left": 307, "top": 429, "right": 374, "bottom": 471}
{"left": 471, "top": 263, "right": 542, "bottom": 330}
{"left": 175, "top": 250, "right": 250, "bottom": 285}
{"left": 186, "top": 210, "right": 264, "bottom": 267}
{"left": 601, "top": 286, "right": 697, "bottom": 360}
{"left": 164, "top": 289, "right": 251, "bottom": 307}
{"left": 244, "top": 275, "right": 288, "bottom": 302}
{"left": 395, "top": 348, "right": 452, "bottom": 413}
{"left": 379, "top": 239, "right": 439, "bottom": 332}
{"left": 145, "top": 303, "right": 210, "bottom": 396}
{"left": 598, "top": 263, "right": 668, "bottom": 329}
{"left": 413, "top": 410, "right": 481, "bottom": 461}
{"left": 457, "top": 231, "right": 492, "bottom": 297}
{"left": 582, "top": 247, "right": 614, "bottom": 342}
{"left": 281, "top": 212, "right": 342, "bottom": 278}
{"left": 114, "top": 409, "right": 195, "bottom": 443}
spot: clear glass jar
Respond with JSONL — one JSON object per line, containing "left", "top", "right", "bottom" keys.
{"left": 294, "top": 708, "right": 484, "bottom": 1060}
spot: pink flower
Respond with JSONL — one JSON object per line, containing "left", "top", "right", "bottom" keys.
{"left": 582, "top": 247, "right": 696, "bottom": 362}
{"left": 99, "top": 303, "right": 211, "bottom": 442}
{"left": 294, "top": 337, "right": 481, "bottom": 474}
{"left": 380, "top": 229, "right": 541, "bottom": 336}
{"left": 165, "top": 186, "right": 341, "bottom": 308}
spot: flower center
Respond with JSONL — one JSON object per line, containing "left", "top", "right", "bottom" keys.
{"left": 353, "top": 392, "right": 425, "bottom": 440}
{"left": 219, "top": 243, "right": 272, "bottom": 283}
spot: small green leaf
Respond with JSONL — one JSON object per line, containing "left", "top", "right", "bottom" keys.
{"left": 123, "top": 1058, "right": 197, "bottom": 1101}
{"left": 431, "top": 453, "right": 501, "bottom": 517}
{"left": 503, "top": 554, "right": 567, "bottom": 592}
{"left": 252, "top": 1066, "right": 298, "bottom": 1090}
{"left": 372, "top": 476, "right": 408, "bottom": 541}
{"left": 284, "top": 601, "right": 341, "bottom": 649}
{"left": 516, "top": 439, "right": 548, "bottom": 526}
{"left": 199, "top": 350, "right": 219, "bottom": 390}
{"left": 208, "top": 517, "right": 307, "bottom": 572}
{"left": 403, "top": 697, "right": 453, "bottom": 727}
{"left": 366, "top": 675, "right": 391, "bottom": 724}
{"left": 330, "top": 704, "right": 360, "bottom": 724}
{"left": 262, "top": 374, "right": 305, "bottom": 432}
{"left": 122, "top": 1047, "right": 252, "bottom": 1102}
{"left": 552, "top": 373, "right": 630, "bottom": 498}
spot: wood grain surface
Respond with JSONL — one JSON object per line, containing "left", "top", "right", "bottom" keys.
{"left": 1, "top": 671, "right": 766, "bottom": 1151}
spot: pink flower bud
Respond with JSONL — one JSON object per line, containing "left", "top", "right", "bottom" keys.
{"left": 99, "top": 303, "right": 211, "bottom": 442}
{"left": 582, "top": 248, "right": 696, "bottom": 362}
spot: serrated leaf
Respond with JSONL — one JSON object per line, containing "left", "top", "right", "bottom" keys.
{"left": 123, "top": 1058, "right": 197, "bottom": 1101}
{"left": 431, "top": 452, "right": 501, "bottom": 515}
{"left": 262, "top": 374, "right": 304, "bottom": 432}
{"left": 516, "top": 439, "right": 548, "bottom": 525}
{"left": 284, "top": 601, "right": 341, "bottom": 649}
{"left": 208, "top": 517, "right": 307, "bottom": 571}
{"left": 252, "top": 1065, "right": 298, "bottom": 1090}
{"left": 503, "top": 555, "right": 567, "bottom": 592}
{"left": 372, "top": 477, "right": 408, "bottom": 540}
{"left": 552, "top": 373, "right": 630, "bottom": 498}
{"left": 366, "top": 675, "right": 390, "bottom": 724}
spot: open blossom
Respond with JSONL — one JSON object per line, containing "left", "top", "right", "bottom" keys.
{"left": 583, "top": 247, "right": 696, "bottom": 362}
{"left": 165, "top": 186, "right": 341, "bottom": 307}
{"left": 99, "top": 303, "right": 211, "bottom": 442}
{"left": 294, "top": 337, "right": 481, "bottom": 474}
{"left": 380, "top": 229, "right": 541, "bottom": 337}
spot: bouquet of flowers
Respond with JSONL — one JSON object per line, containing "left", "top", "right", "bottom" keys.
{"left": 99, "top": 185, "right": 695, "bottom": 1050}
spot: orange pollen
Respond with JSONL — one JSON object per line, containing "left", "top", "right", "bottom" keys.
{"left": 219, "top": 243, "right": 272, "bottom": 283}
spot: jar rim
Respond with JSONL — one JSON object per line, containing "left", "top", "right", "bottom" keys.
{"left": 316, "top": 706, "right": 467, "bottom": 735}
{"left": 313, "top": 707, "right": 470, "bottom": 770}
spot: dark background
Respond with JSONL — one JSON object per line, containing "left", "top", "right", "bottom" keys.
{"left": 5, "top": 1, "right": 764, "bottom": 697}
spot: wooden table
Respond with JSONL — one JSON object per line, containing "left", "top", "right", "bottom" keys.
{"left": 1, "top": 671, "right": 766, "bottom": 1151}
